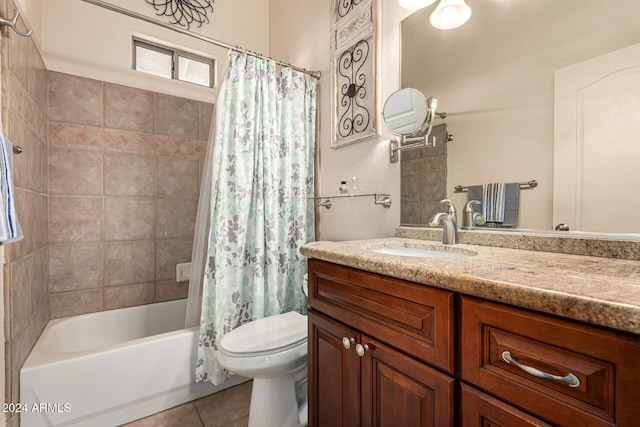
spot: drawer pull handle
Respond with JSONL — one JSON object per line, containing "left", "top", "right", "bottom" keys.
{"left": 502, "top": 351, "right": 580, "bottom": 388}
{"left": 342, "top": 337, "right": 355, "bottom": 350}
{"left": 356, "top": 343, "right": 369, "bottom": 357}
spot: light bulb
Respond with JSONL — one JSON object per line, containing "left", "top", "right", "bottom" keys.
{"left": 430, "top": 0, "right": 472, "bottom": 30}
{"left": 398, "top": 0, "right": 437, "bottom": 11}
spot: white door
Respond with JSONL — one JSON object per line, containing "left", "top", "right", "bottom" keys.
{"left": 554, "top": 42, "right": 640, "bottom": 233}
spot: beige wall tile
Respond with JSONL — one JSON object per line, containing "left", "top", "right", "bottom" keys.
{"left": 9, "top": 110, "right": 42, "bottom": 193}
{"left": 7, "top": 71, "right": 47, "bottom": 142}
{"left": 104, "top": 282, "right": 155, "bottom": 310}
{"left": 28, "top": 39, "right": 48, "bottom": 116}
{"left": 9, "top": 253, "right": 35, "bottom": 339}
{"left": 50, "top": 289, "right": 103, "bottom": 319}
{"left": 48, "top": 71, "right": 103, "bottom": 126}
{"left": 156, "top": 94, "right": 199, "bottom": 139}
{"left": 156, "top": 156, "right": 199, "bottom": 199}
{"left": 49, "top": 243, "right": 103, "bottom": 293}
{"left": 104, "top": 197, "right": 155, "bottom": 241}
{"left": 156, "top": 198, "right": 197, "bottom": 239}
{"left": 104, "top": 240, "right": 155, "bottom": 286}
{"left": 104, "top": 152, "right": 155, "bottom": 196}
{"left": 156, "top": 238, "right": 193, "bottom": 280}
{"left": 7, "top": 27, "right": 30, "bottom": 89}
{"left": 8, "top": 189, "right": 42, "bottom": 261}
{"left": 155, "top": 280, "right": 189, "bottom": 302}
{"left": 30, "top": 248, "right": 49, "bottom": 313}
{"left": 49, "top": 196, "right": 103, "bottom": 243}
{"left": 104, "top": 84, "right": 155, "bottom": 133}
{"left": 199, "top": 102, "right": 214, "bottom": 141}
{"left": 48, "top": 146, "right": 103, "bottom": 195}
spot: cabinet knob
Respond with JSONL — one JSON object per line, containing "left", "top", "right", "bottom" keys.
{"left": 342, "top": 337, "right": 355, "bottom": 349}
{"left": 355, "top": 343, "right": 369, "bottom": 357}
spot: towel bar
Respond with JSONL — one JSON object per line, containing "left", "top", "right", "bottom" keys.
{"left": 0, "top": 9, "right": 33, "bottom": 37}
{"left": 454, "top": 180, "right": 537, "bottom": 193}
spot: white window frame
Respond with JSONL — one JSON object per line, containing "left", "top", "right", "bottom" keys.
{"left": 133, "top": 37, "right": 215, "bottom": 88}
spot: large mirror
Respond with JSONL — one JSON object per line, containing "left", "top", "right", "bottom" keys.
{"left": 401, "top": 0, "right": 640, "bottom": 235}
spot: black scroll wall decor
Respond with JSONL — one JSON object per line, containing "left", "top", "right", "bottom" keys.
{"left": 337, "top": 0, "right": 364, "bottom": 19}
{"left": 337, "top": 39, "right": 371, "bottom": 138}
{"left": 146, "top": 0, "right": 214, "bottom": 29}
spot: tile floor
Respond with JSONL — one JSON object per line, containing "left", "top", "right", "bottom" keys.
{"left": 121, "top": 381, "right": 252, "bottom": 427}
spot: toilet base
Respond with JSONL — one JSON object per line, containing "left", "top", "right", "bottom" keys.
{"left": 248, "top": 376, "right": 306, "bottom": 427}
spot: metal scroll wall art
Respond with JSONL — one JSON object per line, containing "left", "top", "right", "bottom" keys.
{"left": 331, "top": 0, "right": 379, "bottom": 148}
{"left": 337, "top": 0, "right": 364, "bottom": 19}
{"left": 145, "top": 0, "right": 213, "bottom": 29}
{"left": 337, "top": 39, "right": 371, "bottom": 138}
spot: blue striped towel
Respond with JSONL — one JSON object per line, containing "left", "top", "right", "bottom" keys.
{"left": 0, "top": 134, "right": 23, "bottom": 243}
{"left": 482, "top": 183, "right": 506, "bottom": 223}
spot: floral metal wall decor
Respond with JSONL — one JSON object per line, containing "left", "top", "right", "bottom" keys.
{"left": 146, "top": 0, "right": 214, "bottom": 29}
{"left": 331, "top": 0, "right": 379, "bottom": 148}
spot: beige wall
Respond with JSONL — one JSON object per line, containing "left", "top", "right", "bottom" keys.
{"left": 270, "top": 0, "right": 412, "bottom": 241}
{"left": 41, "top": 0, "right": 269, "bottom": 103}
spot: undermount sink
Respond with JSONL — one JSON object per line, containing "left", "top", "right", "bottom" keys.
{"left": 367, "top": 246, "right": 475, "bottom": 259}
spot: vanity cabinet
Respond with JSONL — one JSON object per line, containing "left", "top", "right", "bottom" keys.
{"left": 307, "top": 259, "right": 640, "bottom": 427}
{"left": 307, "top": 260, "right": 455, "bottom": 427}
{"left": 460, "top": 296, "right": 640, "bottom": 427}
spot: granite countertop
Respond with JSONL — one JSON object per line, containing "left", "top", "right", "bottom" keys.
{"left": 300, "top": 237, "right": 640, "bottom": 335}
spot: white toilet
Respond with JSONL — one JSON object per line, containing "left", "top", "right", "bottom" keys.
{"left": 218, "top": 310, "right": 308, "bottom": 427}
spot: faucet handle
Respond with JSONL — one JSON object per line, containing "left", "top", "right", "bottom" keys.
{"left": 439, "top": 199, "right": 458, "bottom": 218}
{"left": 463, "top": 199, "right": 481, "bottom": 212}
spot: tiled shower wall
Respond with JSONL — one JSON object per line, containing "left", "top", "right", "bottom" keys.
{"left": 47, "top": 71, "right": 212, "bottom": 318}
{"left": 400, "top": 124, "right": 448, "bottom": 225}
{"left": 1, "top": 0, "right": 49, "bottom": 424}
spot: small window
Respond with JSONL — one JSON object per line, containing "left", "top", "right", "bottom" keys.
{"left": 133, "top": 38, "right": 214, "bottom": 88}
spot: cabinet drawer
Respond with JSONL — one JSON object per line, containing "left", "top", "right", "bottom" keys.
{"left": 460, "top": 383, "right": 551, "bottom": 427}
{"left": 460, "top": 296, "right": 640, "bottom": 427}
{"left": 308, "top": 260, "right": 454, "bottom": 373}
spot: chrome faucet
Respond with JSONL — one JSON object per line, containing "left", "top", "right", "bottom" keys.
{"left": 429, "top": 199, "right": 459, "bottom": 244}
{"left": 462, "top": 200, "right": 486, "bottom": 229}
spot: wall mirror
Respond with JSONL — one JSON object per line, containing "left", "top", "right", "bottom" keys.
{"left": 401, "top": 0, "right": 640, "bottom": 235}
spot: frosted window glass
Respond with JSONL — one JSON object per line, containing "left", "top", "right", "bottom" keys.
{"left": 135, "top": 45, "right": 172, "bottom": 79}
{"left": 178, "top": 56, "right": 211, "bottom": 87}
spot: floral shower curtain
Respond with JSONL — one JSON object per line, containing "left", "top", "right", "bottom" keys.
{"left": 193, "top": 52, "right": 317, "bottom": 385}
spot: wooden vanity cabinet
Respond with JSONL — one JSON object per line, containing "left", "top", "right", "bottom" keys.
{"left": 460, "top": 296, "right": 640, "bottom": 427}
{"left": 307, "top": 260, "right": 455, "bottom": 427}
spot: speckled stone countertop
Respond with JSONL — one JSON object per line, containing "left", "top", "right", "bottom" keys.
{"left": 300, "top": 237, "right": 640, "bottom": 335}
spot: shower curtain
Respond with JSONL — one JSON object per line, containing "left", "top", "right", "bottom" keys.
{"left": 188, "top": 52, "right": 317, "bottom": 385}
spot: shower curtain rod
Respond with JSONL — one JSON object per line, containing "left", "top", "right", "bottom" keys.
{"left": 79, "top": 0, "right": 321, "bottom": 79}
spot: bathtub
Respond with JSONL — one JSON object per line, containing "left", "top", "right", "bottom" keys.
{"left": 20, "top": 299, "right": 246, "bottom": 427}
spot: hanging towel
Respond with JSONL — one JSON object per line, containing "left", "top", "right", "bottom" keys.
{"left": 469, "top": 183, "right": 520, "bottom": 227}
{"left": 482, "top": 183, "right": 506, "bottom": 223}
{"left": 0, "top": 134, "right": 23, "bottom": 243}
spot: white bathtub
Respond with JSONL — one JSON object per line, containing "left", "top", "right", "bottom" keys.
{"left": 20, "top": 299, "right": 246, "bottom": 427}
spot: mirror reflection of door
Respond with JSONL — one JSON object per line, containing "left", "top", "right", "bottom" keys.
{"left": 554, "top": 42, "right": 640, "bottom": 233}
{"left": 383, "top": 88, "right": 428, "bottom": 135}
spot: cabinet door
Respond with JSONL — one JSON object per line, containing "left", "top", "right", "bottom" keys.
{"left": 308, "top": 311, "right": 360, "bottom": 427}
{"left": 460, "top": 383, "right": 552, "bottom": 427}
{"left": 360, "top": 335, "right": 454, "bottom": 427}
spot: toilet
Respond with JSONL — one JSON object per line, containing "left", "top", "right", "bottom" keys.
{"left": 218, "top": 310, "right": 308, "bottom": 427}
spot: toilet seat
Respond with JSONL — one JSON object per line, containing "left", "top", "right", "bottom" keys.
{"left": 220, "top": 311, "right": 307, "bottom": 357}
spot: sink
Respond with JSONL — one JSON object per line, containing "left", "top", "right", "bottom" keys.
{"left": 367, "top": 246, "right": 475, "bottom": 258}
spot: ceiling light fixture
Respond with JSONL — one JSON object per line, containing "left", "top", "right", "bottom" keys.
{"left": 398, "top": 0, "right": 437, "bottom": 11}
{"left": 430, "top": 0, "right": 472, "bottom": 30}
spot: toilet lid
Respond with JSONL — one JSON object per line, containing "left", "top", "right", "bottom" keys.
{"left": 220, "top": 311, "right": 307, "bottom": 356}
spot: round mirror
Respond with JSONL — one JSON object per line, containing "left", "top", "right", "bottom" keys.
{"left": 382, "top": 88, "right": 430, "bottom": 137}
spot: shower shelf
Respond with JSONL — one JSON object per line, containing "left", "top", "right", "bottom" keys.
{"left": 309, "top": 193, "right": 391, "bottom": 209}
